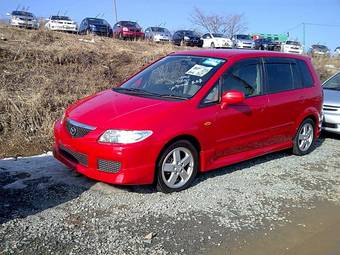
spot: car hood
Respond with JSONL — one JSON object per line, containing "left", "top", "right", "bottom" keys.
{"left": 323, "top": 89, "right": 340, "bottom": 107}
{"left": 66, "top": 89, "right": 177, "bottom": 130}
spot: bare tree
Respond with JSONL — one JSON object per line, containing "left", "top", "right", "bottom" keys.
{"left": 190, "top": 7, "right": 247, "bottom": 37}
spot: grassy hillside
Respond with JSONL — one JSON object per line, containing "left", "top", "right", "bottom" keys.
{"left": 0, "top": 25, "right": 181, "bottom": 157}
{"left": 0, "top": 24, "right": 339, "bottom": 157}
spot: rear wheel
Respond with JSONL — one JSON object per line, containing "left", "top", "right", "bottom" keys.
{"left": 292, "top": 118, "right": 316, "bottom": 155}
{"left": 210, "top": 42, "right": 215, "bottom": 48}
{"left": 156, "top": 140, "right": 198, "bottom": 193}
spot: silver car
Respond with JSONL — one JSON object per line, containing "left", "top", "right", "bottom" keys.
{"left": 145, "top": 27, "right": 171, "bottom": 42}
{"left": 7, "top": 10, "right": 39, "bottom": 29}
{"left": 322, "top": 72, "right": 340, "bottom": 134}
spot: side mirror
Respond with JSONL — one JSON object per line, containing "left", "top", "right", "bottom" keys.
{"left": 221, "top": 90, "right": 245, "bottom": 109}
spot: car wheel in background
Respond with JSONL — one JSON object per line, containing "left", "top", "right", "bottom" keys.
{"left": 292, "top": 118, "right": 316, "bottom": 156}
{"left": 211, "top": 42, "right": 215, "bottom": 48}
{"left": 156, "top": 140, "right": 198, "bottom": 193}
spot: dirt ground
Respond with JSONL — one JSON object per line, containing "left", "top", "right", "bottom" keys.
{"left": 1, "top": 133, "right": 339, "bottom": 255}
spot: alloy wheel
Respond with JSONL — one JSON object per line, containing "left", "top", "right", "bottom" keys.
{"left": 161, "top": 147, "right": 194, "bottom": 189}
{"left": 298, "top": 122, "right": 314, "bottom": 151}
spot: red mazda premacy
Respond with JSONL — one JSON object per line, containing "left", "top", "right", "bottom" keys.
{"left": 53, "top": 50, "right": 323, "bottom": 193}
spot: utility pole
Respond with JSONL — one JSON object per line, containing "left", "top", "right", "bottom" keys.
{"left": 302, "top": 22, "right": 306, "bottom": 52}
{"left": 113, "top": 0, "right": 118, "bottom": 22}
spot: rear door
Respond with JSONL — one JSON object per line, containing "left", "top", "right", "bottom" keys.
{"left": 213, "top": 58, "right": 270, "bottom": 159}
{"left": 263, "top": 57, "right": 304, "bottom": 144}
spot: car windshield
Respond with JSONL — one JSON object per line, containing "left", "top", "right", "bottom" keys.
{"left": 114, "top": 55, "right": 226, "bottom": 99}
{"left": 286, "top": 41, "right": 301, "bottom": 46}
{"left": 314, "top": 45, "right": 328, "bottom": 50}
{"left": 212, "top": 33, "right": 224, "bottom": 38}
{"left": 236, "top": 34, "right": 251, "bottom": 40}
{"left": 51, "top": 16, "right": 71, "bottom": 21}
{"left": 120, "top": 21, "right": 140, "bottom": 28}
{"left": 88, "top": 18, "right": 108, "bottom": 25}
{"left": 323, "top": 73, "right": 340, "bottom": 90}
{"left": 12, "top": 11, "right": 33, "bottom": 17}
{"left": 151, "top": 27, "right": 168, "bottom": 33}
{"left": 183, "top": 31, "right": 200, "bottom": 37}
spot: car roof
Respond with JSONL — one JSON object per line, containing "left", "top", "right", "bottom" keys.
{"left": 171, "top": 49, "right": 310, "bottom": 61}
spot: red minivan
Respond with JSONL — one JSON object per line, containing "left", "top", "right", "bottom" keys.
{"left": 53, "top": 50, "right": 323, "bottom": 193}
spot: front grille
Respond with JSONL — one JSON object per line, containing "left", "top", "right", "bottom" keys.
{"left": 65, "top": 119, "right": 95, "bottom": 138}
{"left": 60, "top": 145, "right": 88, "bottom": 166}
{"left": 97, "top": 159, "right": 121, "bottom": 173}
{"left": 323, "top": 105, "right": 340, "bottom": 112}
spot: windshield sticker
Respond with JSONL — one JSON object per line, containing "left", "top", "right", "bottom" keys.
{"left": 185, "top": 64, "right": 213, "bottom": 77}
{"left": 202, "top": 58, "right": 224, "bottom": 67}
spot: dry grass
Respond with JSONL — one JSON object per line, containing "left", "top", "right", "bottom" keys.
{"left": 1, "top": 24, "right": 340, "bottom": 157}
{"left": 0, "top": 25, "right": 181, "bottom": 157}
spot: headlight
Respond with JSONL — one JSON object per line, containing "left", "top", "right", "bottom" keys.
{"left": 99, "top": 130, "right": 153, "bottom": 144}
{"left": 184, "top": 36, "right": 190, "bottom": 40}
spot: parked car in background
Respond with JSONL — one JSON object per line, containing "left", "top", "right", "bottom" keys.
{"left": 172, "top": 30, "right": 203, "bottom": 47}
{"left": 145, "top": 27, "right": 171, "bottom": 42}
{"left": 201, "top": 33, "right": 233, "bottom": 48}
{"left": 113, "top": 21, "right": 144, "bottom": 40}
{"left": 281, "top": 41, "right": 303, "bottom": 54}
{"left": 308, "top": 44, "right": 331, "bottom": 57}
{"left": 334, "top": 47, "right": 340, "bottom": 57}
{"left": 231, "top": 34, "right": 254, "bottom": 49}
{"left": 45, "top": 15, "right": 77, "bottom": 33}
{"left": 322, "top": 72, "right": 340, "bottom": 134}
{"left": 253, "top": 38, "right": 280, "bottom": 51}
{"left": 78, "top": 18, "right": 112, "bottom": 37}
{"left": 53, "top": 50, "right": 322, "bottom": 193}
{"left": 7, "top": 10, "right": 39, "bottom": 29}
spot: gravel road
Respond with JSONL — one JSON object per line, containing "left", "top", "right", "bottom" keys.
{"left": 1, "top": 133, "right": 340, "bottom": 255}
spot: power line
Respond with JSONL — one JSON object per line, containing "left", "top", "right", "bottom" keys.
{"left": 113, "top": 0, "right": 118, "bottom": 22}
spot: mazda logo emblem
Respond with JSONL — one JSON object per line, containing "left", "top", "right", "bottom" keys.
{"left": 70, "top": 127, "right": 77, "bottom": 136}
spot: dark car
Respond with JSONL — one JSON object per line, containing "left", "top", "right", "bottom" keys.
{"left": 113, "top": 21, "right": 144, "bottom": 40}
{"left": 78, "top": 18, "right": 112, "bottom": 37}
{"left": 308, "top": 44, "right": 330, "bottom": 57}
{"left": 172, "top": 30, "right": 203, "bottom": 47}
{"left": 253, "top": 38, "right": 279, "bottom": 51}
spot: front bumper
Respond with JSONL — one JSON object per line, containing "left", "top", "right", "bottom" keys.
{"left": 10, "top": 20, "right": 38, "bottom": 29}
{"left": 322, "top": 111, "right": 340, "bottom": 134}
{"left": 53, "top": 120, "right": 160, "bottom": 185}
{"left": 122, "top": 31, "right": 145, "bottom": 38}
{"left": 235, "top": 43, "right": 253, "bottom": 49}
{"left": 49, "top": 24, "right": 77, "bottom": 32}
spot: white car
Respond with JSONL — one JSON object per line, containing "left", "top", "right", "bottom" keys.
{"left": 7, "top": 10, "right": 39, "bottom": 29}
{"left": 281, "top": 41, "right": 303, "bottom": 54}
{"left": 201, "top": 33, "right": 233, "bottom": 48}
{"left": 45, "top": 15, "right": 77, "bottom": 33}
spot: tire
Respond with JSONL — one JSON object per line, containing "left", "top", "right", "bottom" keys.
{"left": 211, "top": 42, "right": 215, "bottom": 48}
{"left": 156, "top": 140, "right": 198, "bottom": 193}
{"left": 292, "top": 118, "right": 316, "bottom": 156}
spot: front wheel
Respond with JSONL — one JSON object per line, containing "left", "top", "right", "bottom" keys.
{"left": 292, "top": 118, "right": 316, "bottom": 156}
{"left": 156, "top": 140, "right": 198, "bottom": 193}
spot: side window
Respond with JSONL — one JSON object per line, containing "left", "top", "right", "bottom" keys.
{"left": 201, "top": 83, "right": 220, "bottom": 105}
{"left": 297, "top": 60, "right": 314, "bottom": 88}
{"left": 220, "top": 58, "right": 262, "bottom": 97}
{"left": 202, "top": 34, "right": 208, "bottom": 39}
{"left": 264, "top": 58, "right": 294, "bottom": 93}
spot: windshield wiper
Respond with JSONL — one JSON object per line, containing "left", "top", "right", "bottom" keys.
{"left": 113, "top": 87, "right": 160, "bottom": 96}
{"left": 158, "top": 94, "right": 188, "bottom": 100}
